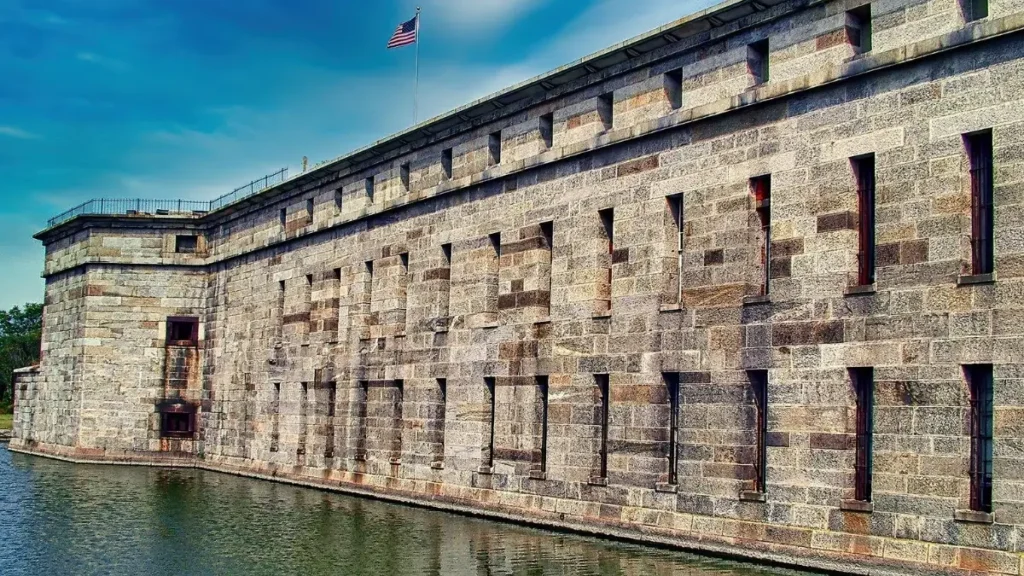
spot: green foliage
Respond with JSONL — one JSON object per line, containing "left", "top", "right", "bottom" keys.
{"left": 0, "top": 303, "right": 43, "bottom": 406}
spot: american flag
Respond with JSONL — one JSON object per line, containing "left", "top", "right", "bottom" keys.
{"left": 387, "top": 15, "right": 418, "bottom": 49}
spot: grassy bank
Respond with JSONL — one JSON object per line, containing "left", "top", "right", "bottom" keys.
{"left": 0, "top": 413, "right": 11, "bottom": 430}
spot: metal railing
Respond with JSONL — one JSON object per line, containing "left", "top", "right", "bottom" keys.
{"left": 46, "top": 168, "right": 288, "bottom": 229}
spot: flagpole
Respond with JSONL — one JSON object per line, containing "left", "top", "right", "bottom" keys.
{"left": 414, "top": 6, "right": 421, "bottom": 124}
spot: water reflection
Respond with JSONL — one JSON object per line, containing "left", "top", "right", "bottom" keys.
{"left": 0, "top": 446, "right": 812, "bottom": 576}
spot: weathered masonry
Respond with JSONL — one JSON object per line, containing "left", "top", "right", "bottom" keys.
{"left": 12, "top": 0, "right": 1024, "bottom": 573}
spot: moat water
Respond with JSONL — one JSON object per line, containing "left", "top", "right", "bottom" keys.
{"left": 0, "top": 445, "right": 817, "bottom": 576}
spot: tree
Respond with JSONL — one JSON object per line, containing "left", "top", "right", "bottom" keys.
{"left": 0, "top": 303, "right": 42, "bottom": 407}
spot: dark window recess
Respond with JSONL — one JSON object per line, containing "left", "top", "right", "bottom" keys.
{"left": 306, "top": 198, "right": 314, "bottom": 224}
{"left": 963, "top": 0, "right": 988, "bottom": 20}
{"left": 489, "top": 232, "right": 501, "bottom": 257}
{"left": 752, "top": 176, "right": 772, "bottom": 295}
{"left": 270, "top": 383, "right": 280, "bottom": 453}
{"left": 333, "top": 268, "right": 341, "bottom": 282}
{"left": 967, "top": 130, "right": 994, "bottom": 275}
{"left": 854, "top": 155, "right": 876, "bottom": 285}
{"left": 596, "top": 374, "right": 610, "bottom": 478}
{"left": 537, "top": 376, "right": 549, "bottom": 473}
{"left": 334, "top": 188, "right": 344, "bottom": 212}
{"left": 598, "top": 92, "right": 614, "bottom": 131}
{"left": 600, "top": 208, "right": 614, "bottom": 310}
{"left": 400, "top": 253, "right": 409, "bottom": 270}
{"left": 847, "top": 5, "right": 872, "bottom": 52}
{"left": 327, "top": 382, "right": 337, "bottom": 418}
{"left": 665, "top": 69, "right": 683, "bottom": 110}
{"left": 485, "top": 377, "right": 496, "bottom": 468}
{"left": 366, "top": 177, "right": 375, "bottom": 201}
{"left": 749, "top": 370, "right": 769, "bottom": 493}
{"left": 540, "top": 221, "right": 554, "bottom": 249}
{"left": 664, "top": 373, "right": 680, "bottom": 485}
{"left": 175, "top": 235, "right": 198, "bottom": 254}
{"left": 441, "top": 243, "right": 453, "bottom": 265}
{"left": 400, "top": 163, "right": 411, "bottom": 191}
{"left": 748, "top": 39, "right": 770, "bottom": 84}
{"left": 966, "top": 365, "right": 994, "bottom": 513}
{"left": 159, "top": 401, "right": 196, "bottom": 439}
{"left": 279, "top": 208, "right": 287, "bottom": 227}
{"left": 488, "top": 131, "right": 502, "bottom": 166}
{"left": 442, "top": 148, "right": 453, "bottom": 179}
{"left": 851, "top": 367, "right": 874, "bottom": 502}
{"left": 669, "top": 195, "right": 684, "bottom": 300}
{"left": 166, "top": 317, "right": 198, "bottom": 346}
{"left": 539, "top": 113, "right": 554, "bottom": 149}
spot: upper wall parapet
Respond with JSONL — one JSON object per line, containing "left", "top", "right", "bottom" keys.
{"left": 35, "top": 0, "right": 1024, "bottom": 272}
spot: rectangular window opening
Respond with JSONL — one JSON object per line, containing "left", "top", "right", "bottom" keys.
{"left": 965, "top": 364, "right": 994, "bottom": 513}
{"left": 400, "top": 253, "right": 409, "bottom": 270}
{"left": 159, "top": 406, "right": 195, "bottom": 439}
{"left": 664, "top": 373, "right": 680, "bottom": 485}
{"left": 963, "top": 0, "right": 988, "bottom": 21}
{"left": 334, "top": 187, "right": 344, "bottom": 212}
{"left": 484, "top": 377, "right": 496, "bottom": 468}
{"left": 365, "top": 177, "right": 375, "bottom": 202}
{"left": 488, "top": 131, "right": 502, "bottom": 166}
{"left": 537, "top": 376, "right": 549, "bottom": 474}
{"left": 280, "top": 207, "right": 288, "bottom": 227}
{"left": 596, "top": 374, "right": 610, "bottom": 479}
{"left": 850, "top": 367, "right": 874, "bottom": 502}
{"left": 668, "top": 195, "right": 684, "bottom": 302}
{"left": 441, "top": 243, "right": 453, "bottom": 265}
{"left": 442, "top": 148, "right": 453, "bottom": 179}
{"left": 665, "top": 69, "right": 683, "bottom": 110}
{"left": 749, "top": 370, "right": 769, "bottom": 493}
{"left": 327, "top": 382, "right": 337, "bottom": 418}
{"left": 175, "top": 235, "right": 198, "bottom": 254}
{"left": 489, "top": 232, "right": 502, "bottom": 257}
{"left": 305, "top": 198, "right": 314, "bottom": 225}
{"left": 166, "top": 317, "right": 199, "bottom": 346}
{"left": 847, "top": 5, "right": 872, "bottom": 52}
{"left": 400, "top": 163, "right": 411, "bottom": 192}
{"left": 854, "top": 154, "right": 876, "bottom": 286}
{"left": 751, "top": 176, "right": 772, "bottom": 296}
{"left": 966, "top": 130, "right": 994, "bottom": 275}
{"left": 435, "top": 378, "right": 447, "bottom": 464}
{"left": 748, "top": 39, "right": 770, "bottom": 84}
{"left": 598, "top": 92, "right": 614, "bottom": 131}
{"left": 270, "top": 382, "right": 281, "bottom": 452}
{"left": 540, "top": 113, "right": 554, "bottom": 149}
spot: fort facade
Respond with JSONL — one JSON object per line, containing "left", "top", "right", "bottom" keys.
{"left": 11, "top": 0, "right": 1024, "bottom": 573}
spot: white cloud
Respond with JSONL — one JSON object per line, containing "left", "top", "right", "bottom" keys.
{"left": 76, "top": 52, "right": 129, "bottom": 72}
{"left": 0, "top": 126, "right": 40, "bottom": 140}
{"left": 422, "top": 0, "right": 547, "bottom": 30}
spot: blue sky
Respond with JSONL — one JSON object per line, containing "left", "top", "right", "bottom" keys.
{"left": 0, "top": 0, "right": 712, "bottom": 310}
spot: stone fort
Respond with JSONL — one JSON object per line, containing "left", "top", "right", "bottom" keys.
{"left": 11, "top": 0, "right": 1024, "bottom": 573}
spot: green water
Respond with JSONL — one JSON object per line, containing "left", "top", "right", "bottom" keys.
{"left": 0, "top": 445, "right": 817, "bottom": 576}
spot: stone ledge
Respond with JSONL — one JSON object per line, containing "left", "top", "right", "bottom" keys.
{"left": 658, "top": 304, "right": 682, "bottom": 313}
{"left": 389, "top": 457, "right": 402, "bottom": 465}
{"left": 840, "top": 499, "right": 873, "bottom": 513}
{"left": 739, "top": 490, "right": 766, "bottom": 503}
{"left": 528, "top": 470, "right": 547, "bottom": 481}
{"left": 742, "top": 295, "right": 771, "bottom": 306}
{"left": 844, "top": 284, "right": 876, "bottom": 297}
{"left": 655, "top": 482, "right": 678, "bottom": 494}
{"left": 430, "top": 461, "right": 445, "bottom": 470}
{"left": 591, "top": 314, "right": 612, "bottom": 320}
{"left": 587, "top": 476, "right": 608, "bottom": 487}
{"left": 480, "top": 323, "right": 500, "bottom": 330}
{"left": 953, "top": 509, "right": 994, "bottom": 524}
{"left": 957, "top": 273, "right": 996, "bottom": 286}
{"left": 477, "top": 465, "right": 494, "bottom": 475}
